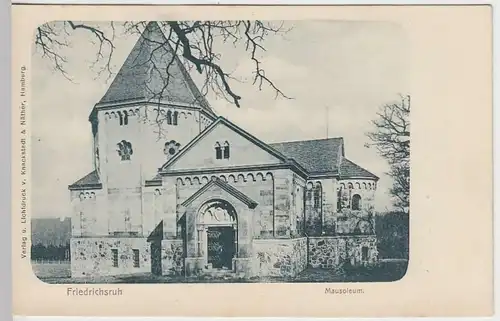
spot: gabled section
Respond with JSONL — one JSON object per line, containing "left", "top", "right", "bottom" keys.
{"left": 339, "top": 157, "right": 379, "bottom": 180}
{"left": 159, "top": 117, "right": 292, "bottom": 173}
{"left": 68, "top": 170, "right": 102, "bottom": 190}
{"left": 269, "top": 137, "right": 344, "bottom": 175}
{"left": 147, "top": 220, "right": 163, "bottom": 242}
{"left": 145, "top": 173, "right": 162, "bottom": 187}
{"left": 180, "top": 178, "right": 258, "bottom": 214}
{"left": 95, "top": 21, "right": 212, "bottom": 113}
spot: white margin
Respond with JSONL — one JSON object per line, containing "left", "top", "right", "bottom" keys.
{"left": 6, "top": 1, "right": 498, "bottom": 321}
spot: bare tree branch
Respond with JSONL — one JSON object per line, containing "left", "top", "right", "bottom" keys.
{"left": 34, "top": 20, "right": 292, "bottom": 109}
{"left": 366, "top": 95, "right": 410, "bottom": 212}
{"left": 168, "top": 21, "right": 243, "bottom": 106}
{"left": 65, "top": 21, "right": 116, "bottom": 79}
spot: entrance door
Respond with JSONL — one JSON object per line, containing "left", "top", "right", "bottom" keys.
{"left": 207, "top": 226, "right": 235, "bottom": 269}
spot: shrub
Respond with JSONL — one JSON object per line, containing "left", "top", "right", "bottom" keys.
{"left": 375, "top": 211, "right": 409, "bottom": 259}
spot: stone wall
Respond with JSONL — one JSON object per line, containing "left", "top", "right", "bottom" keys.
{"left": 337, "top": 178, "right": 377, "bottom": 212}
{"left": 291, "top": 174, "right": 306, "bottom": 237}
{"left": 85, "top": 105, "right": 203, "bottom": 242}
{"left": 253, "top": 237, "right": 307, "bottom": 277}
{"left": 305, "top": 179, "right": 335, "bottom": 236}
{"left": 70, "top": 237, "right": 150, "bottom": 277}
{"left": 318, "top": 178, "right": 337, "bottom": 235}
{"left": 160, "top": 239, "right": 184, "bottom": 275}
{"left": 138, "top": 106, "right": 202, "bottom": 179}
{"left": 181, "top": 182, "right": 256, "bottom": 277}
{"left": 308, "top": 235, "right": 378, "bottom": 269}
{"left": 291, "top": 237, "right": 308, "bottom": 275}
{"left": 336, "top": 211, "right": 375, "bottom": 235}
{"left": 174, "top": 170, "right": 277, "bottom": 239}
{"left": 99, "top": 105, "right": 202, "bottom": 186}
{"left": 273, "top": 169, "right": 293, "bottom": 238}
{"left": 166, "top": 121, "right": 285, "bottom": 172}
{"left": 70, "top": 188, "right": 108, "bottom": 237}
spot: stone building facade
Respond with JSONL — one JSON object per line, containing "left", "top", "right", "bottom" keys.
{"left": 68, "top": 22, "right": 379, "bottom": 279}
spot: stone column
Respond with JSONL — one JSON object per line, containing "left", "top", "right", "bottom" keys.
{"left": 321, "top": 178, "right": 337, "bottom": 235}
{"left": 161, "top": 176, "right": 178, "bottom": 239}
{"left": 96, "top": 111, "right": 107, "bottom": 189}
{"left": 273, "top": 169, "right": 292, "bottom": 238}
{"left": 96, "top": 111, "right": 111, "bottom": 235}
{"left": 183, "top": 207, "right": 203, "bottom": 276}
{"left": 234, "top": 206, "right": 256, "bottom": 278}
{"left": 258, "top": 176, "right": 274, "bottom": 238}
{"left": 236, "top": 208, "right": 251, "bottom": 257}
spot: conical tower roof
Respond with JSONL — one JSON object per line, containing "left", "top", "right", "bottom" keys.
{"left": 95, "top": 21, "right": 212, "bottom": 112}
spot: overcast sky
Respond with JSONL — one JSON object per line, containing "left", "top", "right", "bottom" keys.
{"left": 31, "top": 20, "right": 409, "bottom": 219}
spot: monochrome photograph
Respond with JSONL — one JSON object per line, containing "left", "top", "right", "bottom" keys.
{"left": 31, "top": 19, "right": 410, "bottom": 284}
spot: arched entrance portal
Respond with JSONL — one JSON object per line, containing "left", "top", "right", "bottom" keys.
{"left": 197, "top": 200, "right": 237, "bottom": 271}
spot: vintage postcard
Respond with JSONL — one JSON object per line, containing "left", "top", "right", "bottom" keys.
{"left": 11, "top": 4, "right": 493, "bottom": 317}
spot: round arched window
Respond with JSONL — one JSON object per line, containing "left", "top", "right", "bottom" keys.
{"left": 352, "top": 194, "right": 362, "bottom": 210}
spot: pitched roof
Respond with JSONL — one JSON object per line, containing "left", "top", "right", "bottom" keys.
{"left": 159, "top": 116, "right": 297, "bottom": 173}
{"left": 95, "top": 21, "right": 212, "bottom": 112}
{"left": 145, "top": 173, "right": 162, "bottom": 186}
{"left": 68, "top": 170, "right": 102, "bottom": 190}
{"left": 339, "top": 157, "right": 379, "bottom": 179}
{"left": 180, "top": 177, "right": 258, "bottom": 211}
{"left": 268, "top": 138, "right": 344, "bottom": 174}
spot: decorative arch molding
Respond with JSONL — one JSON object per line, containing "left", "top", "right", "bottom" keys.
{"left": 175, "top": 171, "right": 275, "bottom": 186}
{"left": 338, "top": 179, "right": 378, "bottom": 191}
{"left": 78, "top": 191, "right": 97, "bottom": 201}
{"left": 103, "top": 107, "right": 140, "bottom": 125}
{"left": 337, "top": 178, "right": 378, "bottom": 212}
{"left": 312, "top": 181, "right": 323, "bottom": 210}
{"left": 305, "top": 181, "right": 323, "bottom": 202}
{"left": 180, "top": 179, "right": 258, "bottom": 210}
{"left": 103, "top": 106, "right": 193, "bottom": 126}
{"left": 265, "top": 172, "right": 274, "bottom": 181}
{"left": 197, "top": 199, "right": 238, "bottom": 226}
{"left": 304, "top": 180, "right": 324, "bottom": 234}
{"left": 194, "top": 199, "right": 239, "bottom": 270}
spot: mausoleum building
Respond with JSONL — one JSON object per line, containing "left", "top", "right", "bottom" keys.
{"left": 68, "top": 22, "right": 379, "bottom": 279}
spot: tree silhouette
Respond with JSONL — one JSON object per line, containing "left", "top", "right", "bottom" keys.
{"left": 366, "top": 95, "right": 410, "bottom": 213}
{"left": 31, "top": 243, "right": 71, "bottom": 261}
{"left": 34, "top": 20, "right": 292, "bottom": 108}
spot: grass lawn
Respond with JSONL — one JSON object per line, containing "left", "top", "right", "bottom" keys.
{"left": 294, "top": 260, "right": 408, "bottom": 283}
{"left": 32, "top": 262, "right": 71, "bottom": 279}
{"left": 34, "top": 259, "right": 408, "bottom": 284}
